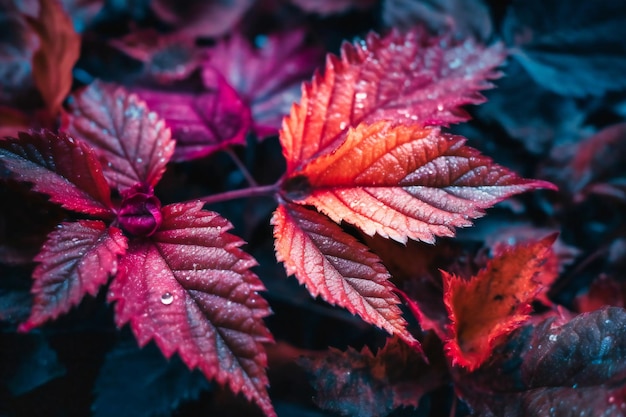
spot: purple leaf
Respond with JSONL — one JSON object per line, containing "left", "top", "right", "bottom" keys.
{"left": 66, "top": 81, "right": 175, "bottom": 190}
{"left": 150, "top": 0, "right": 254, "bottom": 38}
{"left": 108, "top": 202, "right": 275, "bottom": 417}
{"left": 0, "top": 130, "right": 113, "bottom": 216}
{"left": 135, "top": 72, "right": 251, "bottom": 162}
{"left": 204, "top": 30, "right": 323, "bottom": 138}
{"left": 19, "top": 221, "right": 127, "bottom": 332}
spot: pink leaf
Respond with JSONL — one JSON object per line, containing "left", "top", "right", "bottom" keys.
{"left": 272, "top": 203, "right": 420, "bottom": 351}
{"left": 0, "top": 130, "right": 113, "bottom": 216}
{"left": 109, "top": 202, "right": 275, "bottom": 417}
{"left": 19, "top": 221, "right": 127, "bottom": 331}
{"left": 280, "top": 29, "right": 506, "bottom": 172}
{"left": 204, "top": 30, "right": 323, "bottom": 138}
{"left": 135, "top": 71, "right": 250, "bottom": 161}
{"left": 65, "top": 81, "right": 175, "bottom": 190}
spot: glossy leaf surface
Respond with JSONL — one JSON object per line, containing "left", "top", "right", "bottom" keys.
{"left": 66, "top": 81, "right": 175, "bottom": 190}
{"left": 109, "top": 202, "right": 275, "bottom": 417}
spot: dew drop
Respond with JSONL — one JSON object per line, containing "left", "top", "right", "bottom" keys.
{"left": 160, "top": 292, "right": 174, "bottom": 305}
{"left": 339, "top": 121, "right": 347, "bottom": 130}
{"left": 437, "top": 103, "right": 444, "bottom": 111}
{"left": 548, "top": 334, "right": 558, "bottom": 342}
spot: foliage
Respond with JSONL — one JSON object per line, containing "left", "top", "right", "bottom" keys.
{"left": 1, "top": 0, "right": 626, "bottom": 416}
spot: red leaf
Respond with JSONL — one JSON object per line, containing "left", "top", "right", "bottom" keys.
{"left": 19, "top": 221, "right": 127, "bottom": 332}
{"left": 0, "top": 130, "right": 113, "bottom": 216}
{"left": 284, "top": 121, "right": 555, "bottom": 243}
{"left": 204, "top": 30, "right": 323, "bottom": 138}
{"left": 272, "top": 204, "right": 419, "bottom": 350}
{"left": 26, "top": 0, "right": 81, "bottom": 115}
{"left": 65, "top": 81, "right": 175, "bottom": 190}
{"left": 108, "top": 202, "right": 275, "bottom": 417}
{"left": 280, "top": 29, "right": 506, "bottom": 172}
{"left": 442, "top": 234, "right": 558, "bottom": 371}
{"left": 135, "top": 71, "right": 251, "bottom": 162}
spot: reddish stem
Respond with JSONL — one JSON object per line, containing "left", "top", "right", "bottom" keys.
{"left": 195, "top": 182, "right": 280, "bottom": 205}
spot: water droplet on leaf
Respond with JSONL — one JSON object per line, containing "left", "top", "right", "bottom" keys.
{"left": 160, "top": 292, "right": 174, "bottom": 305}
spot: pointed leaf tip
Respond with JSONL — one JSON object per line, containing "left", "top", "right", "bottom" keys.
{"left": 443, "top": 234, "right": 558, "bottom": 370}
{"left": 66, "top": 81, "right": 175, "bottom": 190}
{"left": 109, "top": 202, "right": 275, "bottom": 417}
{"left": 272, "top": 204, "right": 420, "bottom": 351}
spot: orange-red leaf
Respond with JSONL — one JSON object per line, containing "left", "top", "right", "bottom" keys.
{"left": 272, "top": 203, "right": 420, "bottom": 350}
{"left": 285, "top": 121, "right": 555, "bottom": 243}
{"left": 280, "top": 29, "right": 505, "bottom": 172}
{"left": 26, "top": 0, "right": 81, "bottom": 115}
{"left": 442, "top": 234, "right": 558, "bottom": 371}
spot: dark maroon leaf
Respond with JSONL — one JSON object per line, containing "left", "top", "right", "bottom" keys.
{"left": 461, "top": 307, "right": 626, "bottom": 416}
{"left": 204, "top": 30, "right": 323, "bottom": 138}
{"left": 66, "top": 81, "right": 175, "bottom": 190}
{"left": 110, "top": 29, "right": 200, "bottom": 83}
{"left": 19, "top": 221, "right": 127, "bottom": 332}
{"left": 108, "top": 202, "right": 275, "bottom": 417}
{"left": 0, "top": 130, "right": 113, "bottom": 216}
{"left": 300, "top": 337, "right": 443, "bottom": 417}
{"left": 135, "top": 71, "right": 251, "bottom": 161}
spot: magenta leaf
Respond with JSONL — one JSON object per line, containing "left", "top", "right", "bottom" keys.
{"left": 19, "top": 221, "right": 127, "bottom": 332}
{"left": 108, "top": 202, "right": 275, "bottom": 417}
{"left": 134, "top": 72, "right": 251, "bottom": 161}
{"left": 204, "top": 30, "right": 323, "bottom": 138}
{"left": 0, "top": 130, "right": 113, "bottom": 216}
{"left": 117, "top": 183, "right": 162, "bottom": 237}
{"left": 66, "top": 81, "right": 175, "bottom": 190}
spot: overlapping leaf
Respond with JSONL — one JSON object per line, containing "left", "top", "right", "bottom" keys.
{"left": 108, "top": 202, "right": 274, "bottom": 417}
{"left": 300, "top": 336, "right": 440, "bottom": 417}
{"left": 0, "top": 130, "right": 113, "bottom": 216}
{"left": 25, "top": 0, "right": 81, "bottom": 115}
{"left": 66, "top": 81, "right": 175, "bottom": 190}
{"left": 280, "top": 29, "right": 506, "bottom": 172}
{"left": 19, "top": 221, "right": 127, "bottom": 332}
{"left": 204, "top": 30, "right": 323, "bottom": 138}
{"left": 288, "top": 121, "right": 554, "bottom": 243}
{"left": 462, "top": 307, "right": 626, "bottom": 416}
{"left": 135, "top": 72, "right": 251, "bottom": 161}
{"left": 272, "top": 204, "right": 418, "bottom": 349}
{"left": 442, "top": 235, "right": 558, "bottom": 370}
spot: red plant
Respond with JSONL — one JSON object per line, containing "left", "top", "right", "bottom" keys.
{"left": 0, "top": 8, "right": 568, "bottom": 416}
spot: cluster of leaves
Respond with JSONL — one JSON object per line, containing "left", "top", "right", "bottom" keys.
{"left": 2, "top": 0, "right": 626, "bottom": 416}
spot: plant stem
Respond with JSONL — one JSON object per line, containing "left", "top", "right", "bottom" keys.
{"left": 195, "top": 182, "right": 280, "bottom": 205}
{"left": 226, "top": 148, "right": 258, "bottom": 187}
